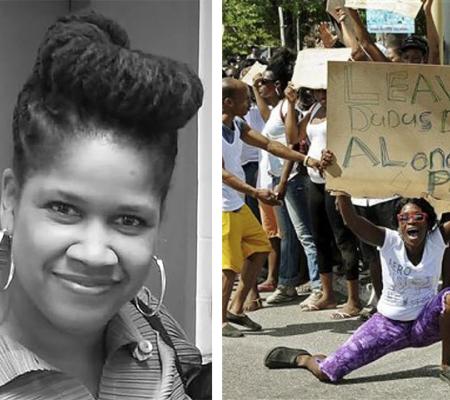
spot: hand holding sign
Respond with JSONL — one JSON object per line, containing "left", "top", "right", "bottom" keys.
{"left": 240, "top": 62, "right": 267, "bottom": 86}
{"left": 291, "top": 48, "right": 352, "bottom": 90}
{"left": 344, "top": 0, "right": 422, "bottom": 19}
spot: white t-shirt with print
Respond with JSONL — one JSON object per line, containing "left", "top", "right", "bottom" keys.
{"left": 377, "top": 227, "right": 446, "bottom": 321}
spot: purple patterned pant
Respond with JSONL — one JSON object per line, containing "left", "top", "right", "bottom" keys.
{"left": 319, "top": 288, "right": 450, "bottom": 382}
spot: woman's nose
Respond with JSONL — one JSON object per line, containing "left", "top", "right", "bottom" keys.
{"left": 66, "top": 222, "right": 118, "bottom": 267}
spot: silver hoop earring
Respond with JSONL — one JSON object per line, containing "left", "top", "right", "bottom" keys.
{"left": 135, "top": 256, "right": 166, "bottom": 317}
{"left": 0, "top": 230, "right": 14, "bottom": 291}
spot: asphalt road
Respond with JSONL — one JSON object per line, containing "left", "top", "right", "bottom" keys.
{"left": 223, "top": 289, "right": 449, "bottom": 400}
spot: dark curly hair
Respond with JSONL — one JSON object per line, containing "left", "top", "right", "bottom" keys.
{"left": 393, "top": 197, "right": 437, "bottom": 230}
{"left": 266, "top": 47, "right": 296, "bottom": 92}
{"left": 12, "top": 11, "right": 203, "bottom": 200}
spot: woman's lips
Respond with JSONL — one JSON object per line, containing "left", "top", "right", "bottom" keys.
{"left": 52, "top": 272, "right": 120, "bottom": 295}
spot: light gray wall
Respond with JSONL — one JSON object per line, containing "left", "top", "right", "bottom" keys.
{"left": 0, "top": 0, "right": 199, "bottom": 341}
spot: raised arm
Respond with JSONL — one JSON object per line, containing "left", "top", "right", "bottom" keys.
{"left": 335, "top": 8, "right": 366, "bottom": 61}
{"left": 345, "top": 8, "right": 389, "bottom": 62}
{"left": 222, "top": 158, "right": 280, "bottom": 206}
{"left": 423, "top": 0, "right": 440, "bottom": 65}
{"left": 284, "top": 85, "right": 300, "bottom": 145}
{"left": 336, "top": 193, "right": 385, "bottom": 247}
{"left": 252, "top": 73, "right": 271, "bottom": 122}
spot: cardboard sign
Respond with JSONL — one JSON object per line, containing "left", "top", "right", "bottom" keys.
{"left": 344, "top": 0, "right": 422, "bottom": 19}
{"left": 326, "top": 61, "right": 450, "bottom": 200}
{"left": 240, "top": 61, "right": 267, "bottom": 86}
{"left": 291, "top": 48, "right": 352, "bottom": 89}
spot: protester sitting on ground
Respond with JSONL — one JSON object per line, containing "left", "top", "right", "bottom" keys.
{"left": 222, "top": 78, "right": 325, "bottom": 337}
{"left": 283, "top": 87, "right": 361, "bottom": 318}
{"left": 265, "top": 189, "right": 450, "bottom": 385}
{"left": 251, "top": 49, "right": 322, "bottom": 306}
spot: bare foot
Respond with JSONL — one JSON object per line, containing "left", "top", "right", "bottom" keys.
{"left": 296, "top": 354, "right": 329, "bottom": 381}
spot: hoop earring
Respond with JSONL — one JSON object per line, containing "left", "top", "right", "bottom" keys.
{"left": 135, "top": 256, "right": 166, "bottom": 317}
{"left": 0, "top": 230, "right": 14, "bottom": 291}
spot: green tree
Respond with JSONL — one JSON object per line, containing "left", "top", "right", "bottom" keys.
{"left": 222, "top": 0, "right": 329, "bottom": 61}
{"left": 222, "top": 0, "right": 278, "bottom": 61}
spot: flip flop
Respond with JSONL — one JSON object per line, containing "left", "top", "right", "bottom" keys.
{"left": 257, "top": 281, "right": 276, "bottom": 292}
{"left": 330, "top": 310, "right": 361, "bottom": 320}
{"left": 264, "top": 347, "right": 311, "bottom": 369}
{"left": 300, "top": 302, "right": 337, "bottom": 312}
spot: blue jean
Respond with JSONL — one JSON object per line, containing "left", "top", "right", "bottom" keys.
{"left": 273, "top": 175, "right": 320, "bottom": 289}
{"left": 284, "top": 174, "right": 320, "bottom": 290}
{"left": 242, "top": 161, "right": 261, "bottom": 222}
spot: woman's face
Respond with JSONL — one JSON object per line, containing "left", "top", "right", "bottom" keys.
{"left": 258, "top": 71, "right": 277, "bottom": 99}
{"left": 2, "top": 136, "right": 162, "bottom": 334}
{"left": 313, "top": 89, "right": 327, "bottom": 107}
{"left": 397, "top": 203, "right": 428, "bottom": 250}
{"left": 400, "top": 48, "right": 425, "bottom": 64}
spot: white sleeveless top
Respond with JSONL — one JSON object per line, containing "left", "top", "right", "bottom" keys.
{"left": 306, "top": 103, "right": 327, "bottom": 184}
{"left": 377, "top": 227, "right": 446, "bottom": 321}
{"left": 261, "top": 100, "right": 300, "bottom": 179}
{"left": 222, "top": 118, "right": 246, "bottom": 211}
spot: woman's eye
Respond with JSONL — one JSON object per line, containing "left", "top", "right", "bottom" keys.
{"left": 115, "top": 215, "right": 146, "bottom": 228}
{"left": 48, "top": 202, "right": 80, "bottom": 217}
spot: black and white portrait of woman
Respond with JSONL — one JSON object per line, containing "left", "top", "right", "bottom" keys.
{"left": 0, "top": 1, "right": 212, "bottom": 399}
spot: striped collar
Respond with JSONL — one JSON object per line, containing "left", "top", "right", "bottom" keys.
{"left": 0, "top": 302, "right": 189, "bottom": 399}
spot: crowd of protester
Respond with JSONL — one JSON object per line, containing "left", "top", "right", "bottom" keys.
{"left": 222, "top": 0, "right": 450, "bottom": 384}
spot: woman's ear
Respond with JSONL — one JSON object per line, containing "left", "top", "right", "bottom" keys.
{"left": 275, "top": 81, "right": 282, "bottom": 97}
{"left": 1, "top": 169, "right": 19, "bottom": 233}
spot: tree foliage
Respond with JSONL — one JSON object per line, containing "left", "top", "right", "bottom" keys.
{"left": 223, "top": 1, "right": 427, "bottom": 61}
{"left": 223, "top": 0, "right": 329, "bottom": 60}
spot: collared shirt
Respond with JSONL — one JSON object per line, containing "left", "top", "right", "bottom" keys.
{"left": 0, "top": 301, "right": 201, "bottom": 400}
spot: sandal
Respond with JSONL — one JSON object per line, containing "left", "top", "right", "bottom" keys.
{"left": 244, "top": 298, "right": 263, "bottom": 312}
{"left": 257, "top": 281, "right": 276, "bottom": 292}
{"left": 330, "top": 310, "right": 360, "bottom": 320}
{"left": 300, "top": 302, "right": 337, "bottom": 312}
{"left": 264, "top": 347, "right": 311, "bottom": 369}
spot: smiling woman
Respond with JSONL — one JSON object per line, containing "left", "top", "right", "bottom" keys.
{"left": 0, "top": 7, "right": 206, "bottom": 400}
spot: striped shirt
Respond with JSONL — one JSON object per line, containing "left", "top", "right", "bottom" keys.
{"left": 0, "top": 301, "right": 201, "bottom": 399}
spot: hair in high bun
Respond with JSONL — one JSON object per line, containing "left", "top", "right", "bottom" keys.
{"left": 12, "top": 11, "right": 203, "bottom": 197}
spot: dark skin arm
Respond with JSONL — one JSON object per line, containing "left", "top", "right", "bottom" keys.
{"left": 321, "top": 149, "right": 385, "bottom": 246}
{"left": 345, "top": 7, "right": 389, "bottom": 62}
{"left": 336, "top": 193, "right": 386, "bottom": 247}
{"left": 252, "top": 73, "right": 272, "bottom": 122}
{"left": 439, "top": 222, "right": 450, "bottom": 244}
{"left": 222, "top": 158, "right": 280, "bottom": 206}
{"left": 240, "top": 123, "right": 320, "bottom": 168}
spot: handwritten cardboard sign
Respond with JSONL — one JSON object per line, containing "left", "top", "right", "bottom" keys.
{"left": 326, "top": 61, "right": 450, "bottom": 200}
{"left": 344, "top": 0, "right": 422, "bottom": 19}
{"left": 291, "top": 48, "right": 352, "bottom": 89}
{"left": 240, "top": 61, "right": 267, "bottom": 86}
